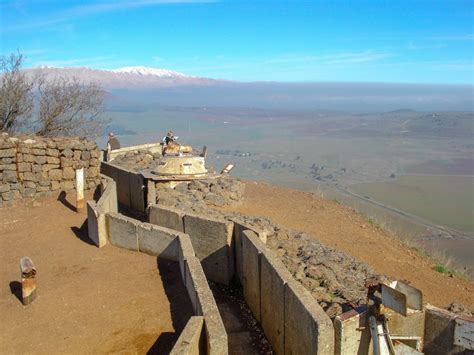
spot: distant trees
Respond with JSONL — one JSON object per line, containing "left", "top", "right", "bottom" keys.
{"left": 0, "top": 51, "right": 106, "bottom": 137}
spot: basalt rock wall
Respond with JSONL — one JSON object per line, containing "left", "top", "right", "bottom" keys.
{"left": 0, "top": 133, "right": 101, "bottom": 203}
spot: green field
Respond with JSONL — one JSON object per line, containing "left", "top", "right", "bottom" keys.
{"left": 351, "top": 175, "right": 474, "bottom": 233}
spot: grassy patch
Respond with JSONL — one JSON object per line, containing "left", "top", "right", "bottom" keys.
{"left": 433, "top": 263, "right": 450, "bottom": 274}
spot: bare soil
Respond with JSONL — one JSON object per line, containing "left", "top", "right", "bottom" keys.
{"left": 223, "top": 181, "right": 474, "bottom": 311}
{"left": 0, "top": 193, "right": 192, "bottom": 354}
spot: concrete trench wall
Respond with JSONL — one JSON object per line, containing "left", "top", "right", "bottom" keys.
{"left": 87, "top": 174, "right": 118, "bottom": 248}
{"left": 149, "top": 204, "right": 235, "bottom": 285}
{"left": 170, "top": 316, "right": 204, "bottom": 355}
{"left": 100, "top": 161, "right": 145, "bottom": 212}
{"left": 423, "top": 305, "right": 474, "bottom": 354}
{"left": 93, "top": 209, "right": 227, "bottom": 354}
{"left": 238, "top": 229, "right": 334, "bottom": 355}
{"left": 149, "top": 203, "right": 335, "bottom": 354}
{"left": 95, "top": 170, "right": 474, "bottom": 354}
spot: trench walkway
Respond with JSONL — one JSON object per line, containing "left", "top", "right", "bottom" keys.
{"left": 210, "top": 283, "right": 272, "bottom": 355}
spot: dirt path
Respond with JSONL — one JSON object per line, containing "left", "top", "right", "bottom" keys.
{"left": 0, "top": 193, "right": 192, "bottom": 354}
{"left": 223, "top": 181, "right": 473, "bottom": 310}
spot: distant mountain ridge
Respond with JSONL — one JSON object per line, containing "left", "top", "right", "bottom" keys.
{"left": 24, "top": 66, "right": 224, "bottom": 89}
{"left": 110, "top": 66, "right": 187, "bottom": 78}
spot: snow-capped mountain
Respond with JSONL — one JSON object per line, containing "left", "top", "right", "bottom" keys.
{"left": 23, "top": 66, "right": 222, "bottom": 89}
{"left": 110, "top": 66, "right": 187, "bottom": 78}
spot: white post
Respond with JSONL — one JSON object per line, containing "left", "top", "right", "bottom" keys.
{"left": 76, "top": 167, "right": 85, "bottom": 212}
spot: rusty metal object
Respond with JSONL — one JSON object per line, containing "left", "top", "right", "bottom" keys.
{"left": 20, "top": 257, "right": 37, "bottom": 305}
{"left": 163, "top": 141, "right": 193, "bottom": 155}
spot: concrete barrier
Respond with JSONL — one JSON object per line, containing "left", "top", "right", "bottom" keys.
{"left": 424, "top": 304, "right": 474, "bottom": 354}
{"left": 104, "top": 211, "right": 183, "bottom": 260}
{"left": 137, "top": 222, "right": 180, "bottom": 260}
{"left": 178, "top": 234, "right": 228, "bottom": 354}
{"left": 101, "top": 162, "right": 146, "bottom": 212}
{"left": 183, "top": 212, "right": 234, "bottom": 285}
{"left": 260, "top": 247, "right": 294, "bottom": 355}
{"left": 87, "top": 175, "right": 118, "bottom": 248}
{"left": 334, "top": 308, "right": 371, "bottom": 355}
{"left": 241, "top": 230, "right": 264, "bottom": 321}
{"left": 231, "top": 218, "right": 268, "bottom": 285}
{"left": 170, "top": 316, "right": 204, "bottom": 355}
{"left": 285, "top": 280, "right": 334, "bottom": 354}
{"left": 239, "top": 230, "right": 335, "bottom": 355}
{"left": 149, "top": 204, "right": 185, "bottom": 232}
{"left": 106, "top": 212, "right": 139, "bottom": 251}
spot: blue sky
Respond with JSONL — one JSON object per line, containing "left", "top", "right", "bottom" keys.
{"left": 1, "top": 0, "right": 472, "bottom": 84}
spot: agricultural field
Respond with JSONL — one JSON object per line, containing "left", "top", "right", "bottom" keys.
{"left": 351, "top": 175, "right": 474, "bottom": 233}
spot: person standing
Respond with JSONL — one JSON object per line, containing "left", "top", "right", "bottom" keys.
{"left": 107, "top": 132, "right": 120, "bottom": 153}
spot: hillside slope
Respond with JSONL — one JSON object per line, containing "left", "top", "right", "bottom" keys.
{"left": 223, "top": 181, "right": 473, "bottom": 310}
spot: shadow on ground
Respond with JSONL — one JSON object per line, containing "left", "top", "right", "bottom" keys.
{"left": 57, "top": 191, "right": 77, "bottom": 212}
{"left": 70, "top": 219, "right": 95, "bottom": 246}
{"left": 147, "top": 259, "right": 194, "bottom": 355}
{"left": 9, "top": 281, "right": 22, "bottom": 303}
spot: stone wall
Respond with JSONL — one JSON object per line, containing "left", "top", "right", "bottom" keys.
{"left": 0, "top": 133, "right": 101, "bottom": 203}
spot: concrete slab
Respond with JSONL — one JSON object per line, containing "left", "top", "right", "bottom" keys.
{"left": 178, "top": 233, "right": 196, "bottom": 284}
{"left": 149, "top": 204, "right": 185, "bottom": 232}
{"left": 105, "top": 212, "right": 139, "bottom": 251}
{"left": 185, "top": 255, "right": 228, "bottom": 354}
{"left": 334, "top": 308, "right": 371, "bottom": 355}
{"left": 87, "top": 201, "right": 107, "bottom": 248}
{"left": 137, "top": 222, "right": 179, "bottom": 260}
{"left": 241, "top": 230, "right": 264, "bottom": 321}
{"left": 183, "top": 212, "right": 234, "bottom": 285}
{"left": 184, "top": 257, "right": 200, "bottom": 315}
{"left": 98, "top": 175, "right": 118, "bottom": 214}
{"left": 260, "top": 248, "right": 293, "bottom": 355}
{"left": 129, "top": 173, "right": 145, "bottom": 212}
{"left": 284, "top": 280, "right": 334, "bottom": 355}
{"left": 424, "top": 305, "right": 466, "bottom": 354}
{"left": 231, "top": 218, "right": 270, "bottom": 285}
{"left": 116, "top": 168, "right": 131, "bottom": 207}
{"left": 86, "top": 175, "right": 118, "bottom": 248}
{"left": 170, "top": 316, "right": 204, "bottom": 355}
{"left": 383, "top": 307, "right": 425, "bottom": 339}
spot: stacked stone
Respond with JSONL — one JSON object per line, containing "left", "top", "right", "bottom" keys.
{"left": 0, "top": 133, "right": 101, "bottom": 203}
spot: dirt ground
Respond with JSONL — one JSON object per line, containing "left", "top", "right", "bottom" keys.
{"left": 0, "top": 193, "right": 192, "bottom": 354}
{"left": 223, "top": 181, "right": 473, "bottom": 311}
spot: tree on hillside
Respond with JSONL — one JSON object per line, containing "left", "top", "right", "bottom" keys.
{"left": 36, "top": 76, "right": 106, "bottom": 137}
{"left": 0, "top": 50, "right": 106, "bottom": 137}
{"left": 0, "top": 52, "right": 34, "bottom": 133}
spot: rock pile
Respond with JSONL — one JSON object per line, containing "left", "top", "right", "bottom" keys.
{"left": 0, "top": 133, "right": 101, "bottom": 203}
{"left": 156, "top": 176, "right": 245, "bottom": 209}
{"left": 111, "top": 150, "right": 162, "bottom": 171}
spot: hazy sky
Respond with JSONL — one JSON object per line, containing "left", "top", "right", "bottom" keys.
{"left": 1, "top": 0, "right": 473, "bottom": 84}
